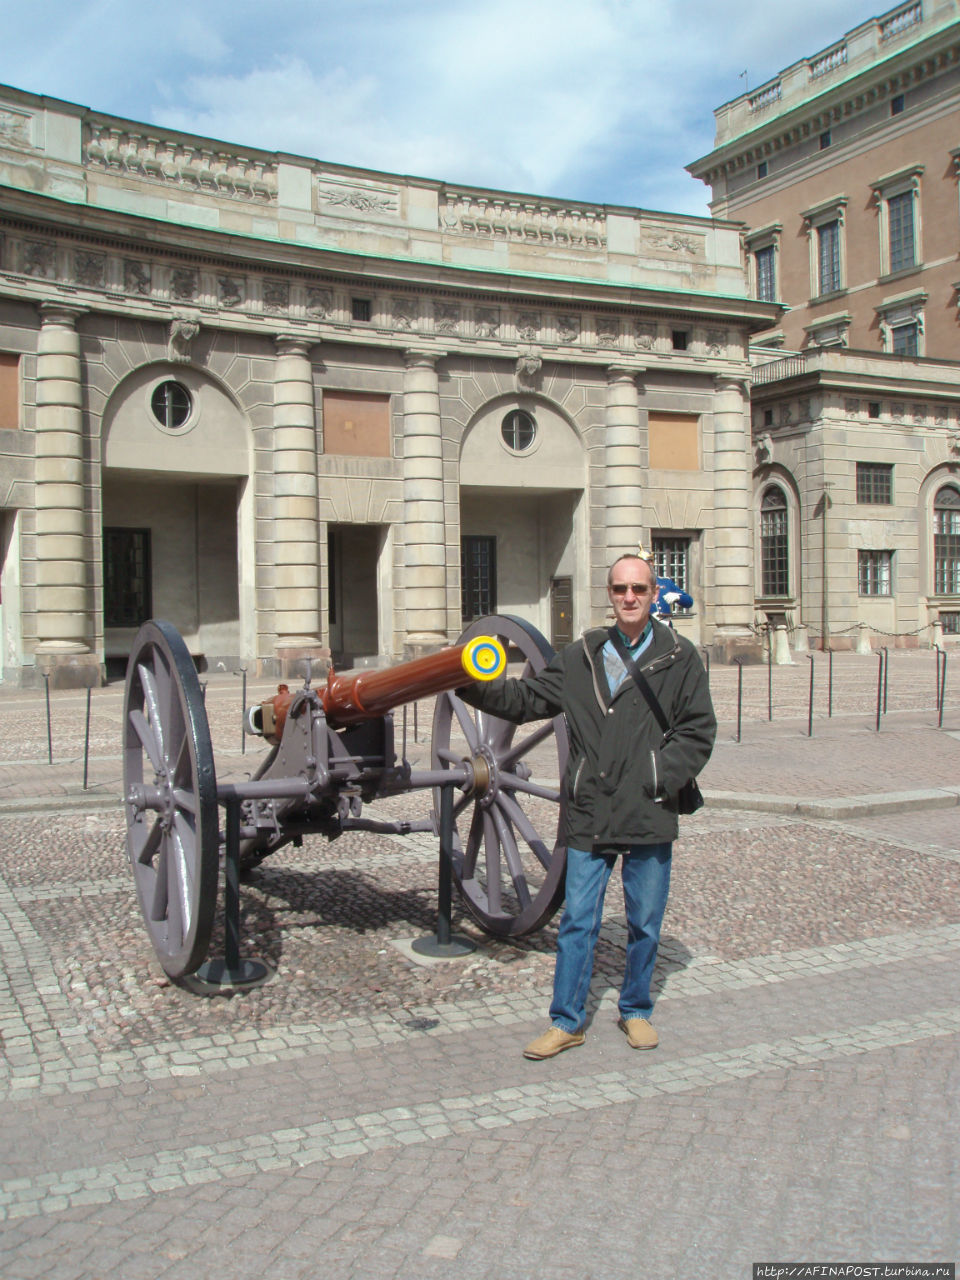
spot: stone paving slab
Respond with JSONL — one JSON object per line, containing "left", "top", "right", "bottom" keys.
{"left": 1, "top": 653, "right": 959, "bottom": 1277}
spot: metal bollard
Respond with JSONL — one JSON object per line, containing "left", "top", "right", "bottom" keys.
{"left": 43, "top": 671, "right": 53, "bottom": 765}
{"left": 828, "top": 648, "right": 834, "bottom": 718}
{"left": 82, "top": 686, "right": 91, "bottom": 791}
{"left": 807, "top": 654, "right": 814, "bottom": 738}
{"left": 939, "top": 650, "right": 948, "bottom": 730}
{"left": 735, "top": 659, "right": 743, "bottom": 744}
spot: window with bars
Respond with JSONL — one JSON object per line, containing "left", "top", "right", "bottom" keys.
{"left": 888, "top": 190, "right": 916, "bottom": 274}
{"left": 934, "top": 486, "right": 960, "bottom": 595}
{"left": 760, "top": 486, "right": 789, "bottom": 596}
{"left": 652, "top": 537, "right": 691, "bottom": 611}
{"left": 103, "top": 528, "right": 151, "bottom": 627}
{"left": 755, "top": 245, "right": 776, "bottom": 302}
{"left": 858, "top": 550, "right": 893, "bottom": 596}
{"left": 941, "top": 612, "right": 960, "bottom": 635}
{"left": 461, "top": 536, "right": 497, "bottom": 622}
{"left": 817, "top": 220, "right": 841, "bottom": 294}
{"left": 856, "top": 462, "right": 893, "bottom": 505}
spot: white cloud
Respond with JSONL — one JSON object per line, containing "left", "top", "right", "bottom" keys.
{"left": 1, "top": 0, "right": 890, "bottom": 213}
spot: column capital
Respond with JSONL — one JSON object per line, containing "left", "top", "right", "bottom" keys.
{"left": 274, "top": 333, "right": 315, "bottom": 357}
{"left": 403, "top": 347, "right": 445, "bottom": 370}
{"left": 606, "top": 364, "right": 644, "bottom": 385}
{"left": 714, "top": 373, "right": 749, "bottom": 396}
{"left": 39, "top": 302, "right": 87, "bottom": 328}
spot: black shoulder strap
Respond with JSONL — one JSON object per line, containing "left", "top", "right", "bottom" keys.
{"left": 607, "top": 627, "right": 670, "bottom": 735}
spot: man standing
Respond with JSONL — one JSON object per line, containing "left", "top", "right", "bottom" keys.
{"left": 460, "top": 554, "right": 716, "bottom": 1059}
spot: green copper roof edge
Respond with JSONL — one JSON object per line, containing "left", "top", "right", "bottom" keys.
{"left": 2, "top": 183, "right": 763, "bottom": 309}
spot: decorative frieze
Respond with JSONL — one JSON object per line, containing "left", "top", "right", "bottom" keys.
{"left": 74, "top": 250, "right": 106, "bottom": 289}
{"left": 123, "top": 259, "right": 151, "bottom": 295}
{"left": 84, "top": 122, "right": 278, "bottom": 202}
{"left": 22, "top": 240, "right": 57, "bottom": 278}
{"left": 517, "top": 311, "right": 540, "bottom": 342}
{"left": 433, "top": 302, "right": 460, "bottom": 335}
{"left": 305, "top": 287, "right": 333, "bottom": 319}
{"left": 440, "top": 190, "right": 606, "bottom": 250}
{"left": 317, "top": 177, "right": 399, "bottom": 216}
{"left": 475, "top": 307, "right": 499, "bottom": 339}
{"left": 556, "top": 314, "right": 580, "bottom": 344}
{"left": 263, "top": 280, "right": 289, "bottom": 314}
{"left": 0, "top": 106, "right": 36, "bottom": 151}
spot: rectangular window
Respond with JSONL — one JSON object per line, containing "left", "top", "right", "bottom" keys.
{"left": 652, "top": 537, "right": 690, "bottom": 598}
{"left": 891, "top": 321, "right": 918, "bottom": 356}
{"left": 322, "top": 390, "right": 391, "bottom": 457}
{"left": 817, "top": 220, "right": 841, "bottom": 294}
{"left": 856, "top": 462, "right": 893, "bottom": 505}
{"left": 819, "top": 130, "right": 832, "bottom": 150}
{"left": 760, "top": 507, "right": 789, "bottom": 596}
{"left": 461, "top": 536, "right": 496, "bottom": 622}
{"left": 103, "top": 528, "right": 151, "bottom": 628}
{"left": 671, "top": 330, "right": 688, "bottom": 351}
{"left": 941, "top": 612, "right": 960, "bottom": 634}
{"left": 858, "top": 550, "right": 893, "bottom": 596}
{"left": 935, "top": 508, "right": 960, "bottom": 595}
{"left": 891, "top": 93, "right": 905, "bottom": 115}
{"left": 0, "top": 353, "right": 19, "bottom": 430}
{"left": 888, "top": 190, "right": 916, "bottom": 273}
{"left": 351, "top": 297, "right": 372, "bottom": 322}
{"left": 755, "top": 245, "right": 776, "bottom": 302}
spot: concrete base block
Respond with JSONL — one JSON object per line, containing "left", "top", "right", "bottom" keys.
{"left": 276, "top": 644, "right": 331, "bottom": 680}
{"left": 709, "top": 633, "right": 765, "bottom": 665}
{"left": 34, "top": 651, "right": 103, "bottom": 689}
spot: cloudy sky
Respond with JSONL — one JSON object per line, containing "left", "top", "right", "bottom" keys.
{"left": 3, "top": 0, "right": 888, "bottom": 216}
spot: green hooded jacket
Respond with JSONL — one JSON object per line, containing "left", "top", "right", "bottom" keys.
{"left": 460, "top": 622, "right": 716, "bottom": 851}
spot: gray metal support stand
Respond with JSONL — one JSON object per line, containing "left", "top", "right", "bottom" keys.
{"left": 412, "top": 781, "right": 476, "bottom": 958}
{"left": 194, "top": 794, "right": 270, "bottom": 991}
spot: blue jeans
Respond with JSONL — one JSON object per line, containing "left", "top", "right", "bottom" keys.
{"left": 549, "top": 843, "right": 672, "bottom": 1032}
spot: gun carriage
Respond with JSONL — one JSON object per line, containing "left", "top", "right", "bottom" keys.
{"left": 122, "top": 616, "right": 568, "bottom": 984}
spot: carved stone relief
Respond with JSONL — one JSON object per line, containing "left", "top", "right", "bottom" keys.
{"left": 0, "top": 107, "right": 34, "bottom": 149}
{"left": 263, "top": 280, "right": 289, "bottom": 314}
{"left": 596, "top": 317, "right": 620, "bottom": 347}
{"left": 168, "top": 316, "right": 200, "bottom": 364}
{"left": 22, "top": 240, "right": 57, "bottom": 278}
{"left": 434, "top": 302, "right": 460, "bottom": 335}
{"left": 635, "top": 322, "right": 657, "bottom": 351}
{"left": 305, "top": 287, "right": 333, "bottom": 319}
{"left": 892, "top": 402, "right": 905, "bottom": 419}
{"left": 392, "top": 297, "right": 418, "bottom": 331}
{"left": 556, "top": 314, "right": 580, "bottom": 343}
{"left": 845, "top": 399, "right": 860, "bottom": 415}
{"left": 476, "top": 307, "right": 499, "bottom": 338}
{"left": 124, "top": 259, "right": 151, "bottom": 295}
{"left": 516, "top": 347, "right": 542, "bottom": 389}
{"left": 517, "top": 312, "right": 540, "bottom": 342}
{"left": 706, "top": 329, "right": 725, "bottom": 356}
{"left": 779, "top": 404, "right": 792, "bottom": 426}
{"left": 74, "top": 250, "right": 106, "bottom": 289}
{"left": 936, "top": 405, "right": 949, "bottom": 426}
{"left": 218, "top": 276, "right": 244, "bottom": 308}
{"left": 169, "top": 268, "right": 197, "bottom": 303}
{"left": 912, "top": 404, "right": 927, "bottom": 425}
{"left": 317, "top": 183, "right": 399, "bottom": 215}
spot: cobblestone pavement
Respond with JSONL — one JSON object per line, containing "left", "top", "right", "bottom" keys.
{"left": 1, "top": 651, "right": 958, "bottom": 1278}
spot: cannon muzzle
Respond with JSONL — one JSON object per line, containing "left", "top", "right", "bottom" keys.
{"left": 248, "top": 635, "right": 507, "bottom": 741}
{"left": 322, "top": 635, "right": 507, "bottom": 726}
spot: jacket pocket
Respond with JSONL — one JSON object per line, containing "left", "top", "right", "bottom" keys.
{"left": 571, "top": 756, "right": 586, "bottom": 805}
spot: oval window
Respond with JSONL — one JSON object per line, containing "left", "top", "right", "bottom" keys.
{"left": 501, "top": 409, "right": 536, "bottom": 452}
{"left": 151, "top": 381, "right": 192, "bottom": 430}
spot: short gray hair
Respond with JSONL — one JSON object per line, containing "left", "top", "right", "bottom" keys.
{"left": 606, "top": 554, "right": 655, "bottom": 588}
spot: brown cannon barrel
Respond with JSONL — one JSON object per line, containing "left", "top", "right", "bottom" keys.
{"left": 322, "top": 635, "right": 507, "bottom": 726}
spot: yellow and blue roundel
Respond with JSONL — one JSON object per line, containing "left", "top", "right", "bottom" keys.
{"left": 461, "top": 636, "right": 507, "bottom": 682}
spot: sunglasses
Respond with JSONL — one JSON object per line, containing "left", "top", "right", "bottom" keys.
{"left": 610, "top": 582, "right": 653, "bottom": 597}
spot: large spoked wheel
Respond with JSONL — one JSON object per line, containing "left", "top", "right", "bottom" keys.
{"left": 122, "top": 620, "right": 219, "bottom": 979}
{"left": 431, "top": 614, "right": 568, "bottom": 937}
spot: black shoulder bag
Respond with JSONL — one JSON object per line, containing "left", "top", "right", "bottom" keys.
{"left": 607, "top": 628, "right": 704, "bottom": 815}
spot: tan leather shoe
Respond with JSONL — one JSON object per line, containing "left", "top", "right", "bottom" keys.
{"left": 523, "top": 1026, "right": 586, "bottom": 1060}
{"left": 618, "top": 1017, "right": 659, "bottom": 1049}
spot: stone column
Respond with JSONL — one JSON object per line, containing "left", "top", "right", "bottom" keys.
{"left": 272, "top": 335, "right": 324, "bottom": 675}
{"left": 34, "top": 303, "right": 99, "bottom": 687}
{"left": 711, "top": 375, "right": 762, "bottom": 662}
{"left": 604, "top": 366, "right": 645, "bottom": 564}
{"left": 402, "top": 349, "right": 447, "bottom": 656}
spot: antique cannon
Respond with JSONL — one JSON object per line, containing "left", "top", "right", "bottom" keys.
{"left": 122, "top": 616, "right": 569, "bottom": 983}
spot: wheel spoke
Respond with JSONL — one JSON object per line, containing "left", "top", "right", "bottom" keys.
{"left": 499, "top": 720, "right": 555, "bottom": 768}
{"left": 169, "top": 819, "right": 194, "bottom": 942}
{"left": 435, "top": 746, "right": 466, "bottom": 766}
{"left": 172, "top": 787, "right": 198, "bottom": 815}
{"left": 481, "top": 810, "right": 502, "bottom": 915}
{"left": 129, "top": 708, "right": 163, "bottom": 774}
{"left": 491, "top": 803, "right": 532, "bottom": 908}
{"left": 497, "top": 790, "right": 554, "bottom": 871}
{"left": 448, "top": 693, "right": 481, "bottom": 751}
{"left": 135, "top": 814, "right": 162, "bottom": 866}
{"left": 138, "top": 660, "right": 165, "bottom": 759}
{"left": 149, "top": 836, "right": 169, "bottom": 921}
{"left": 499, "top": 772, "right": 561, "bottom": 803}
{"left": 461, "top": 805, "right": 483, "bottom": 878}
